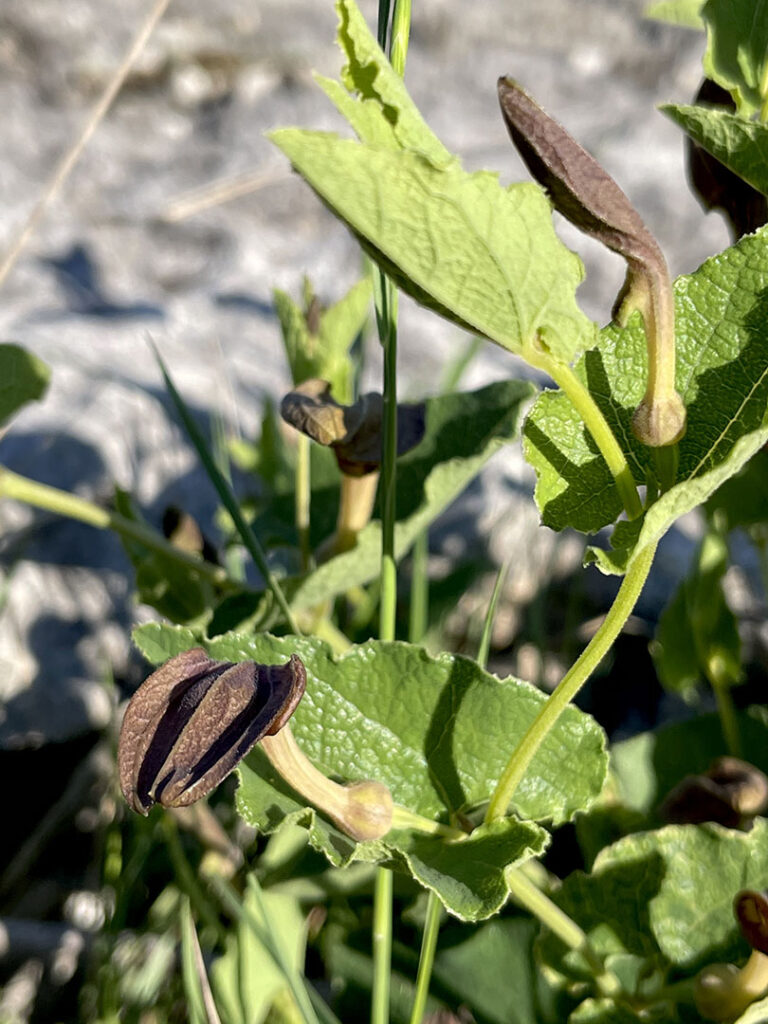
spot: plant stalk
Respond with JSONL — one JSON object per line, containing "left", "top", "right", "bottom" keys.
{"left": 0, "top": 466, "right": 229, "bottom": 586}
{"left": 505, "top": 868, "right": 622, "bottom": 999}
{"left": 486, "top": 540, "right": 657, "bottom": 822}
{"left": 530, "top": 348, "right": 642, "bottom": 521}
{"left": 296, "top": 432, "right": 312, "bottom": 571}
{"left": 408, "top": 893, "right": 442, "bottom": 1024}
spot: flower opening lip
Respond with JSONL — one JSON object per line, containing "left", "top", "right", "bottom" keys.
{"left": 280, "top": 378, "right": 425, "bottom": 475}
{"left": 735, "top": 890, "right": 768, "bottom": 957}
{"left": 118, "top": 648, "right": 306, "bottom": 815}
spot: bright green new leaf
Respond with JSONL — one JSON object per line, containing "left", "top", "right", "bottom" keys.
{"left": 275, "top": 277, "right": 371, "bottom": 402}
{"left": 132, "top": 623, "right": 607, "bottom": 918}
{"left": 272, "top": 132, "right": 595, "bottom": 364}
{"left": 662, "top": 104, "right": 768, "bottom": 197}
{"left": 0, "top": 343, "right": 50, "bottom": 427}
{"left": 211, "top": 887, "right": 305, "bottom": 1024}
{"left": 541, "top": 820, "right": 768, "bottom": 982}
{"left": 645, "top": 0, "right": 704, "bottom": 28}
{"left": 652, "top": 523, "right": 741, "bottom": 695}
{"left": 525, "top": 227, "right": 768, "bottom": 570}
{"left": 702, "top": 0, "right": 768, "bottom": 115}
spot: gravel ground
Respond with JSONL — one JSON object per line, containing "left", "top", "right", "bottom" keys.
{"left": 0, "top": 0, "right": 736, "bottom": 746}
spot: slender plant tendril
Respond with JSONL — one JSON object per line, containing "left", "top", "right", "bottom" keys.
{"left": 529, "top": 347, "right": 643, "bottom": 520}
{"left": 486, "top": 540, "right": 658, "bottom": 823}
{"left": 0, "top": 467, "right": 231, "bottom": 587}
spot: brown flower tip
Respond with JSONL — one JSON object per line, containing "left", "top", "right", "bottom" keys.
{"left": 280, "top": 379, "right": 425, "bottom": 476}
{"left": 735, "top": 891, "right": 768, "bottom": 956}
{"left": 118, "top": 648, "right": 306, "bottom": 815}
{"left": 661, "top": 757, "right": 768, "bottom": 828}
{"left": 497, "top": 77, "right": 659, "bottom": 267}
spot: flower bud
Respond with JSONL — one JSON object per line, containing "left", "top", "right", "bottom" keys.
{"left": 342, "top": 781, "right": 394, "bottom": 842}
{"left": 118, "top": 648, "right": 306, "bottom": 815}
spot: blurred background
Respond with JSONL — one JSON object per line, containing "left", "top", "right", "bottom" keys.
{"left": 0, "top": 0, "right": 748, "bottom": 1019}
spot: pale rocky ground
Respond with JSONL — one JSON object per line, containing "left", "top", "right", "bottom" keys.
{"left": 0, "top": 0, "right": 739, "bottom": 745}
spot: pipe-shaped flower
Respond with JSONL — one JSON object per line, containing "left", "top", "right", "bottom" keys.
{"left": 695, "top": 889, "right": 768, "bottom": 1020}
{"left": 118, "top": 648, "right": 306, "bottom": 815}
{"left": 498, "top": 77, "right": 686, "bottom": 448}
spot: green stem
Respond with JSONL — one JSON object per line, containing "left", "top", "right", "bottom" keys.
{"left": 486, "top": 540, "right": 657, "bottom": 822}
{"left": 371, "top": 868, "right": 393, "bottom": 1024}
{"left": 0, "top": 466, "right": 230, "bottom": 587}
{"left": 389, "top": 0, "right": 411, "bottom": 73}
{"left": 377, "top": 273, "right": 399, "bottom": 643}
{"left": 296, "top": 433, "right": 312, "bottom": 571}
{"left": 530, "top": 349, "right": 642, "bottom": 521}
{"left": 505, "top": 868, "right": 622, "bottom": 999}
{"left": 161, "top": 816, "right": 224, "bottom": 942}
{"left": 477, "top": 562, "right": 507, "bottom": 669}
{"left": 409, "top": 893, "right": 441, "bottom": 1024}
{"left": 409, "top": 531, "right": 429, "bottom": 644}
{"left": 390, "top": 805, "right": 465, "bottom": 841}
{"left": 710, "top": 672, "right": 742, "bottom": 758}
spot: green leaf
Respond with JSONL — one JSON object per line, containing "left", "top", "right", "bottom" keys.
{"left": 0, "top": 343, "right": 50, "bottom": 427}
{"left": 652, "top": 523, "right": 741, "bottom": 695}
{"left": 431, "top": 917, "right": 556, "bottom": 1024}
{"left": 541, "top": 820, "right": 768, "bottom": 981}
{"left": 574, "top": 708, "right": 768, "bottom": 866}
{"left": 275, "top": 277, "right": 371, "bottom": 402}
{"left": 289, "top": 379, "right": 535, "bottom": 608}
{"left": 645, "top": 0, "right": 704, "bottom": 28}
{"left": 525, "top": 227, "right": 768, "bottom": 568}
{"left": 662, "top": 104, "right": 768, "bottom": 196}
{"left": 272, "top": 131, "right": 595, "bottom": 364}
{"left": 179, "top": 900, "right": 215, "bottom": 1024}
{"left": 210, "top": 887, "right": 305, "bottom": 1024}
{"left": 133, "top": 624, "right": 608, "bottom": 919}
{"left": 707, "top": 447, "right": 768, "bottom": 529}
{"left": 317, "top": 0, "right": 455, "bottom": 167}
{"left": 270, "top": 0, "right": 595, "bottom": 365}
{"left": 610, "top": 706, "right": 768, "bottom": 819}
{"left": 702, "top": 0, "right": 768, "bottom": 115}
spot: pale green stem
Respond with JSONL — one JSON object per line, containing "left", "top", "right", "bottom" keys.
{"left": 408, "top": 893, "right": 442, "bottom": 1024}
{"left": 371, "top": 868, "right": 393, "bottom": 1024}
{"left": 295, "top": 433, "right": 312, "bottom": 571}
{"left": 409, "top": 530, "right": 429, "bottom": 644}
{"left": 530, "top": 349, "right": 642, "bottom": 521}
{"left": 477, "top": 562, "right": 507, "bottom": 668}
{"left": 390, "top": 805, "right": 465, "bottom": 841}
{"left": 389, "top": 0, "right": 411, "bottom": 73}
{"left": 486, "top": 540, "right": 657, "bottom": 822}
{"left": 760, "top": 57, "right": 768, "bottom": 123}
{"left": 709, "top": 666, "right": 742, "bottom": 758}
{"left": 0, "top": 466, "right": 230, "bottom": 587}
{"left": 505, "top": 868, "right": 622, "bottom": 1000}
